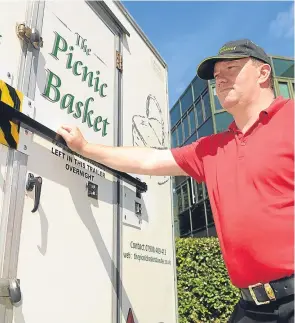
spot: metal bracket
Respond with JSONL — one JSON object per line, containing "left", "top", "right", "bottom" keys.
{"left": 122, "top": 184, "right": 143, "bottom": 228}
{"left": 0, "top": 70, "right": 13, "bottom": 86}
{"left": 116, "top": 51, "right": 123, "bottom": 71}
{"left": 16, "top": 23, "right": 43, "bottom": 49}
{"left": 0, "top": 278, "right": 21, "bottom": 305}
{"left": 87, "top": 181, "right": 98, "bottom": 200}
{"left": 18, "top": 97, "right": 34, "bottom": 155}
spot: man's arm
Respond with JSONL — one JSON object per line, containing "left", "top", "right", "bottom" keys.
{"left": 57, "top": 125, "right": 186, "bottom": 176}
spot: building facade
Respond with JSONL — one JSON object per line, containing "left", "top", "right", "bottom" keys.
{"left": 170, "top": 55, "right": 294, "bottom": 238}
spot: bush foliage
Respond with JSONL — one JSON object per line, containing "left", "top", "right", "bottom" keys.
{"left": 175, "top": 237, "right": 240, "bottom": 323}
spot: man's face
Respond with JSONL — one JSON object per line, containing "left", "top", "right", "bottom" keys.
{"left": 213, "top": 58, "right": 261, "bottom": 111}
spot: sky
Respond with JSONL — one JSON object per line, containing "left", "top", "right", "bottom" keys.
{"left": 122, "top": 1, "right": 294, "bottom": 108}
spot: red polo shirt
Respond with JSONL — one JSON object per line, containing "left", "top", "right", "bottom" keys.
{"left": 171, "top": 96, "right": 294, "bottom": 288}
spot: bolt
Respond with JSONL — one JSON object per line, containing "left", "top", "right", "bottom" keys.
{"left": 24, "top": 145, "right": 27, "bottom": 150}
{"left": 28, "top": 101, "right": 32, "bottom": 107}
{"left": 7, "top": 72, "right": 11, "bottom": 78}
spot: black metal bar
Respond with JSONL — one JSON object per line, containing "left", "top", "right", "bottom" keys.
{"left": 0, "top": 100, "right": 147, "bottom": 193}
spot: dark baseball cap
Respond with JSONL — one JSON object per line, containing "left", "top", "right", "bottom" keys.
{"left": 197, "top": 39, "right": 271, "bottom": 80}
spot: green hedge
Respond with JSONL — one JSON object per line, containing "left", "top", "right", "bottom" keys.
{"left": 175, "top": 237, "right": 240, "bottom": 323}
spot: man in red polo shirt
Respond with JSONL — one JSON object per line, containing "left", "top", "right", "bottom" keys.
{"left": 57, "top": 39, "right": 294, "bottom": 322}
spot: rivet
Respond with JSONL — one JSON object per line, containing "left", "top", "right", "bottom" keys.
{"left": 24, "top": 145, "right": 27, "bottom": 150}
{"left": 7, "top": 72, "right": 11, "bottom": 78}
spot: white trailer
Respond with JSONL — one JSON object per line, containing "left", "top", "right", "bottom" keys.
{"left": 0, "top": 1, "right": 178, "bottom": 322}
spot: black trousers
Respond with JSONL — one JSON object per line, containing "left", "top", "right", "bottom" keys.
{"left": 229, "top": 296, "right": 294, "bottom": 323}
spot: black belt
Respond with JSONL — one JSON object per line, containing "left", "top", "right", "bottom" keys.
{"left": 240, "top": 275, "right": 294, "bottom": 306}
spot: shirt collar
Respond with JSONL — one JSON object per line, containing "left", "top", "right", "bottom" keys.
{"left": 228, "top": 96, "right": 289, "bottom": 133}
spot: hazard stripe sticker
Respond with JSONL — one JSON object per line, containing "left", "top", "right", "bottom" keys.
{"left": 0, "top": 80, "right": 23, "bottom": 149}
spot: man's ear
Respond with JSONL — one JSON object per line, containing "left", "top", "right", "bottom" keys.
{"left": 258, "top": 64, "right": 272, "bottom": 85}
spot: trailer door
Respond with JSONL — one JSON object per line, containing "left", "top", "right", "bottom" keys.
{"left": 1, "top": 1, "right": 124, "bottom": 323}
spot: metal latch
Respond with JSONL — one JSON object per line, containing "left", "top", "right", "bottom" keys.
{"left": 0, "top": 278, "right": 21, "bottom": 305}
{"left": 16, "top": 23, "right": 43, "bottom": 49}
{"left": 26, "top": 173, "right": 43, "bottom": 212}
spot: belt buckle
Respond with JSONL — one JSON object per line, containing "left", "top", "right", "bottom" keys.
{"left": 248, "top": 283, "right": 276, "bottom": 306}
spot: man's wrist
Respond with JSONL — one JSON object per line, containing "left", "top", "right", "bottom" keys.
{"left": 80, "top": 141, "right": 90, "bottom": 156}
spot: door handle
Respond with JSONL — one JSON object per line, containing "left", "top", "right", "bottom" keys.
{"left": 26, "top": 173, "right": 42, "bottom": 213}
{"left": 0, "top": 278, "right": 21, "bottom": 305}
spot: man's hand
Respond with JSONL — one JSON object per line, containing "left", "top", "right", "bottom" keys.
{"left": 57, "top": 125, "right": 88, "bottom": 154}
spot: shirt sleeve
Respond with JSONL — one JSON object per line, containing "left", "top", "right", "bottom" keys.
{"left": 170, "top": 137, "right": 206, "bottom": 183}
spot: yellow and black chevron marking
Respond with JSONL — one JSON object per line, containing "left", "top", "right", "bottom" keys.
{"left": 0, "top": 80, "right": 23, "bottom": 149}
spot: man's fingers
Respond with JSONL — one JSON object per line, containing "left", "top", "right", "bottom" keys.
{"left": 57, "top": 127, "right": 72, "bottom": 141}
{"left": 61, "top": 125, "right": 73, "bottom": 133}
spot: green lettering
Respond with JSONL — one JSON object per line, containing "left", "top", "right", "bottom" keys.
{"left": 66, "top": 46, "right": 74, "bottom": 69}
{"left": 82, "top": 66, "right": 94, "bottom": 87}
{"left": 60, "top": 94, "right": 74, "bottom": 114}
{"left": 73, "top": 101, "right": 83, "bottom": 119}
{"left": 93, "top": 116, "right": 102, "bottom": 132}
{"left": 50, "top": 32, "right": 68, "bottom": 60}
{"left": 94, "top": 71, "right": 100, "bottom": 92}
{"left": 82, "top": 97, "right": 94, "bottom": 128}
{"left": 72, "top": 61, "right": 83, "bottom": 76}
{"left": 42, "top": 69, "right": 61, "bottom": 102}
{"left": 102, "top": 118, "right": 110, "bottom": 137}
{"left": 100, "top": 83, "right": 107, "bottom": 97}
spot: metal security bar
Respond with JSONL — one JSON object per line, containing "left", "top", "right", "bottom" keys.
{"left": 0, "top": 100, "right": 148, "bottom": 193}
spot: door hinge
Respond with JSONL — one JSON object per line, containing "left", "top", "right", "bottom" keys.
{"left": 16, "top": 23, "right": 43, "bottom": 49}
{"left": 116, "top": 51, "right": 123, "bottom": 72}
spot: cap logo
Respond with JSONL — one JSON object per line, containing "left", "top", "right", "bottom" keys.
{"left": 219, "top": 46, "right": 236, "bottom": 54}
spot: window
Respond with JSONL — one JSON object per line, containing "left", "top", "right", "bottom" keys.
{"left": 195, "top": 100, "right": 204, "bottom": 127}
{"left": 188, "top": 109, "right": 196, "bottom": 135}
{"left": 184, "top": 132, "right": 198, "bottom": 145}
{"left": 192, "top": 76, "right": 207, "bottom": 101}
{"left": 179, "top": 210, "right": 191, "bottom": 236}
{"left": 212, "top": 85, "right": 223, "bottom": 111}
{"left": 205, "top": 199, "right": 214, "bottom": 225}
{"left": 203, "top": 184, "right": 208, "bottom": 198}
{"left": 175, "top": 176, "right": 187, "bottom": 187}
{"left": 198, "top": 118, "right": 214, "bottom": 138}
{"left": 176, "top": 188, "right": 183, "bottom": 214}
{"left": 272, "top": 58, "right": 294, "bottom": 78}
{"left": 170, "top": 102, "right": 181, "bottom": 128}
{"left": 171, "top": 130, "right": 178, "bottom": 148}
{"left": 183, "top": 116, "right": 189, "bottom": 140}
{"left": 177, "top": 124, "right": 183, "bottom": 145}
{"left": 202, "top": 91, "right": 212, "bottom": 119}
{"left": 278, "top": 82, "right": 291, "bottom": 99}
{"left": 215, "top": 112, "right": 234, "bottom": 133}
{"left": 194, "top": 181, "right": 203, "bottom": 202}
{"left": 182, "top": 183, "right": 190, "bottom": 210}
{"left": 191, "top": 202, "right": 206, "bottom": 231}
{"left": 180, "top": 87, "right": 193, "bottom": 114}
{"left": 208, "top": 225, "right": 217, "bottom": 237}
{"left": 172, "top": 177, "right": 176, "bottom": 188}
